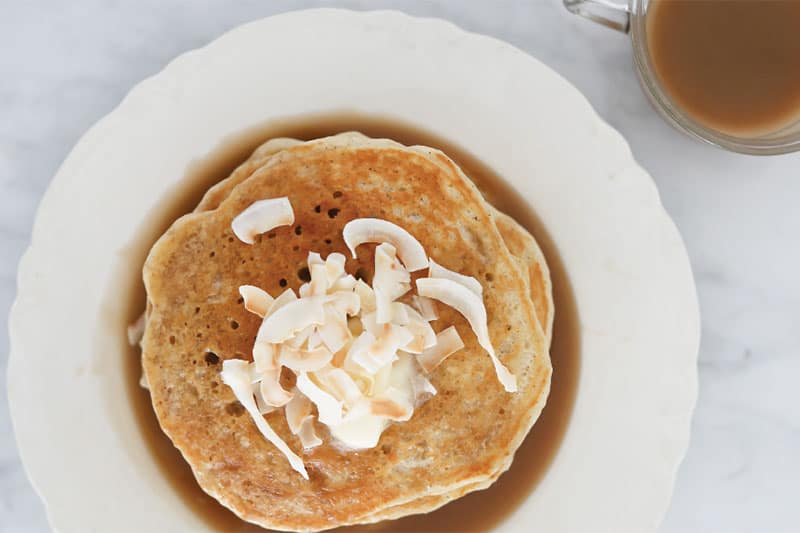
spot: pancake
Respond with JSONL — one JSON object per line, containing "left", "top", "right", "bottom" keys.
{"left": 185, "top": 136, "right": 555, "bottom": 524}
{"left": 493, "top": 212, "right": 554, "bottom": 344}
{"left": 141, "top": 134, "right": 551, "bottom": 530}
{"left": 194, "top": 135, "right": 554, "bottom": 346}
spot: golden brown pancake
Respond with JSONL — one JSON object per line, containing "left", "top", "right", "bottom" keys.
{"left": 183, "top": 136, "right": 555, "bottom": 524}
{"left": 195, "top": 135, "right": 554, "bottom": 346}
{"left": 493, "top": 212, "right": 554, "bottom": 345}
{"left": 141, "top": 134, "right": 551, "bottom": 530}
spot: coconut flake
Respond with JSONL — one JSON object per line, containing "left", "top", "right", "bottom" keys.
{"left": 401, "top": 304, "right": 437, "bottom": 354}
{"left": 330, "top": 274, "right": 357, "bottom": 292}
{"left": 411, "top": 373, "right": 437, "bottom": 405}
{"left": 325, "top": 253, "right": 347, "bottom": 284}
{"left": 239, "top": 285, "right": 274, "bottom": 317}
{"left": 316, "top": 367, "right": 362, "bottom": 406}
{"left": 354, "top": 280, "right": 376, "bottom": 313}
{"left": 267, "top": 288, "right": 298, "bottom": 315}
{"left": 357, "top": 323, "right": 414, "bottom": 373}
{"left": 318, "top": 306, "right": 351, "bottom": 353}
{"left": 279, "top": 345, "right": 333, "bottom": 372}
{"left": 416, "top": 326, "right": 465, "bottom": 373}
{"left": 253, "top": 381, "right": 277, "bottom": 415}
{"left": 326, "top": 291, "right": 360, "bottom": 316}
{"left": 416, "top": 278, "right": 517, "bottom": 392}
{"left": 259, "top": 368, "right": 293, "bottom": 407}
{"left": 283, "top": 324, "right": 315, "bottom": 349}
{"left": 309, "top": 263, "right": 328, "bottom": 296}
{"left": 370, "top": 387, "right": 413, "bottom": 421}
{"left": 220, "top": 359, "right": 308, "bottom": 479}
{"left": 297, "top": 417, "right": 323, "bottom": 449}
{"left": 343, "top": 218, "right": 428, "bottom": 271}
{"left": 231, "top": 197, "right": 294, "bottom": 244}
{"left": 410, "top": 295, "right": 439, "bottom": 322}
{"left": 348, "top": 324, "right": 414, "bottom": 374}
{"left": 329, "top": 399, "right": 388, "bottom": 450}
{"left": 285, "top": 390, "right": 313, "bottom": 433}
{"left": 345, "top": 330, "right": 378, "bottom": 373}
{"left": 358, "top": 312, "right": 379, "bottom": 339}
{"left": 373, "top": 243, "right": 411, "bottom": 323}
{"left": 428, "top": 258, "right": 483, "bottom": 296}
{"left": 253, "top": 342, "right": 277, "bottom": 373}
{"left": 296, "top": 373, "right": 343, "bottom": 427}
{"left": 256, "top": 297, "right": 325, "bottom": 344}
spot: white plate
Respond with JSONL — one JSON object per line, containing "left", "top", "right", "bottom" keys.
{"left": 7, "top": 9, "right": 699, "bottom": 533}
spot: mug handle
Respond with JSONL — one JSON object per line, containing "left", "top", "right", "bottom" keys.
{"left": 563, "top": 0, "right": 630, "bottom": 33}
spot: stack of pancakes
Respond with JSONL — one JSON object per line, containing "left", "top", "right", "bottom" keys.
{"left": 140, "top": 133, "right": 553, "bottom": 531}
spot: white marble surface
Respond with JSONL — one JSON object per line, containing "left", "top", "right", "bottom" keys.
{"left": 1, "top": 1, "right": 798, "bottom": 532}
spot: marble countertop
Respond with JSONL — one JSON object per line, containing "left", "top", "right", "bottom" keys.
{"left": 2, "top": 1, "right": 798, "bottom": 532}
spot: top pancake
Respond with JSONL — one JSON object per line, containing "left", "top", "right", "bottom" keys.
{"left": 141, "top": 134, "right": 551, "bottom": 531}
{"left": 195, "top": 134, "right": 554, "bottom": 346}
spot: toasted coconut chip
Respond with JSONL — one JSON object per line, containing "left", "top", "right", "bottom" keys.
{"left": 325, "top": 252, "right": 347, "bottom": 284}
{"left": 260, "top": 368, "right": 293, "bottom": 407}
{"left": 308, "top": 252, "right": 325, "bottom": 267}
{"left": 307, "top": 330, "right": 323, "bottom": 350}
{"left": 239, "top": 285, "right": 274, "bottom": 317}
{"left": 256, "top": 297, "right": 325, "bottom": 344}
{"left": 412, "top": 372, "right": 437, "bottom": 405}
{"left": 402, "top": 335, "right": 426, "bottom": 355}
{"left": 342, "top": 333, "right": 378, "bottom": 394}
{"left": 231, "top": 197, "right": 294, "bottom": 244}
{"left": 374, "top": 243, "right": 412, "bottom": 323}
{"left": 366, "top": 324, "right": 415, "bottom": 371}
{"left": 268, "top": 288, "right": 298, "bottom": 315}
{"left": 417, "top": 326, "right": 465, "bottom": 373}
{"left": 309, "top": 263, "right": 328, "bottom": 296}
{"left": 285, "top": 390, "right": 313, "bottom": 434}
{"left": 372, "top": 359, "right": 393, "bottom": 396}
{"left": 401, "top": 305, "right": 437, "bottom": 354}
{"left": 416, "top": 278, "right": 517, "bottom": 392}
{"left": 127, "top": 312, "right": 146, "bottom": 346}
{"left": 354, "top": 279, "right": 376, "bottom": 313}
{"left": 220, "top": 360, "right": 307, "bottom": 479}
{"left": 326, "top": 291, "right": 360, "bottom": 316}
{"left": 296, "top": 373, "right": 343, "bottom": 427}
{"left": 284, "top": 324, "right": 315, "bottom": 349}
{"left": 330, "top": 399, "right": 388, "bottom": 450}
{"left": 298, "top": 283, "right": 311, "bottom": 298}
{"left": 343, "top": 218, "right": 428, "bottom": 272}
{"left": 316, "top": 367, "right": 362, "bottom": 406}
{"left": 253, "top": 342, "right": 278, "bottom": 373}
{"left": 331, "top": 274, "right": 357, "bottom": 292}
{"left": 279, "top": 345, "right": 333, "bottom": 372}
{"left": 370, "top": 387, "right": 414, "bottom": 421}
{"left": 318, "top": 306, "right": 351, "bottom": 353}
{"left": 411, "top": 295, "right": 439, "bottom": 321}
{"left": 389, "top": 302, "right": 410, "bottom": 325}
{"left": 374, "top": 244, "right": 411, "bottom": 296}
{"left": 346, "top": 330, "right": 379, "bottom": 374}
{"left": 297, "top": 417, "right": 323, "bottom": 449}
{"left": 359, "top": 312, "right": 379, "bottom": 339}
{"left": 253, "top": 381, "right": 277, "bottom": 415}
{"left": 428, "top": 258, "right": 483, "bottom": 296}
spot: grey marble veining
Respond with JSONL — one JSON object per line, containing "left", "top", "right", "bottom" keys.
{"left": 2, "top": 1, "right": 799, "bottom": 532}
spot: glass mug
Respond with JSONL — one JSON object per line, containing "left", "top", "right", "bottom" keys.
{"left": 564, "top": 0, "right": 800, "bottom": 155}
